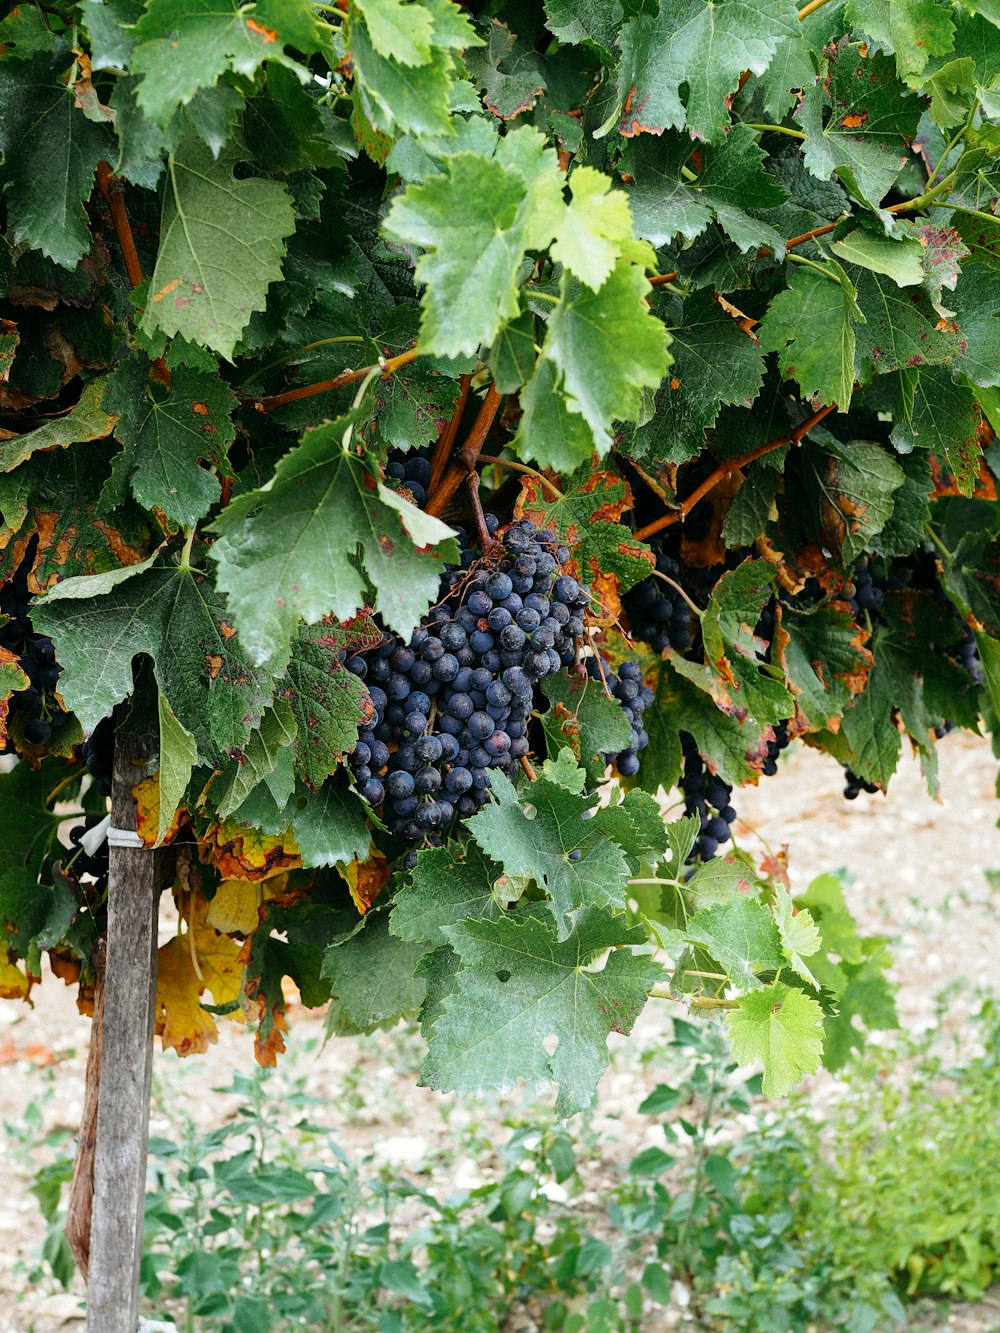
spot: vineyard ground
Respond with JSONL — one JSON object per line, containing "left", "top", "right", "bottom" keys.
{"left": 1, "top": 731, "right": 999, "bottom": 1333}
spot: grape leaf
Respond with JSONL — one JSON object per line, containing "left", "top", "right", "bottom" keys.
{"left": 542, "top": 0, "right": 622, "bottom": 63}
{"left": 0, "top": 52, "right": 112, "bottom": 267}
{"left": 829, "top": 226, "right": 925, "bottom": 286}
{"left": 354, "top": 0, "right": 434, "bottom": 65}
{"left": 371, "top": 307, "right": 462, "bottom": 451}
{"left": 838, "top": 659, "right": 901, "bottom": 786}
{"left": 890, "top": 366, "right": 983, "bottom": 496}
{"left": 551, "top": 166, "right": 635, "bottom": 292}
{"left": 818, "top": 439, "right": 906, "bottom": 563}
{"left": 844, "top": 0, "right": 956, "bottom": 82}
{"left": 465, "top": 768, "right": 632, "bottom": 933}
{"left": 390, "top": 843, "right": 502, "bottom": 947}
{"left": 520, "top": 261, "right": 671, "bottom": 463}
{"left": 0, "top": 866, "right": 75, "bottom": 958}
{"left": 631, "top": 290, "right": 766, "bottom": 464}
{"left": 210, "top": 413, "right": 459, "bottom": 667}
{"left": 758, "top": 262, "right": 863, "bottom": 410}
{"left": 32, "top": 552, "right": 274, "bottom": 758}
{"left": 349, "top": 0, "right": 479, "bottom": 139}
{"left": 950, "top": 262, "right": 1000, "bottom": 389}
{"left": 540, "top": 670, "right": 633, "bottom": 784}
{"left": 283, "top": 615, "right": 381, "bottom": 789}
{"left": 852, "top": 266, "right": 966, "bottom": 379}
{"left": 382, "top": 131, "right": 563, "bottom": 356}
{"left": 0, "top": 377, "right": 115, "bottom": 474}
{"left": 726, "top": 981, "right": 825, "bottom": 1096}
{"left": 214, "top": 700, "right": 297, "bottom": 820}
{"left": 157, "top": 692, "right": 199, "bottom": 843}
{"left": 465, "top": 17, "right": 546, "bottom": 120}
{"left": 621, "top": 127, "right": 788, "bottom": 254}
{"left": 141, "top": 131, "right": 296, "bottom": 360}
{"left": 600, "top": 0, "right": 799, "bottom": 145}
{"left": 101, "top": 356, "right": 234, "bottom": 526}
{"left": 513, "top": 464, "right": 654, "bottom": 598}
{"left": 775, "top": 603, "right": 873, "bottom": 730}
{"left": 323, "top": 908, "right": 429, "bottom": 1029}
{"left": 284, "top": 781, "right": 371, "bottom": 869}
{"left": 423, "top": 907, "right": 663, "bottom": 1116}
{"left": 799, "top": 46, "right": 922, "bottom": 211}
{"left": 772, "top": 884, "right": 822, "bottom": 987}
{"left": 513, "top": 356, "right": 596, "bottom": 473}
{"left": 131, "top": 0, "right": 332, "bottom": 126}
{"left": 684, "top": 897, "right": 783, "bottom": 991}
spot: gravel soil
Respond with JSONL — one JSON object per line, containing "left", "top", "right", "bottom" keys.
{"left": 1, "top": 732, "right": 999, "bottom": 1332}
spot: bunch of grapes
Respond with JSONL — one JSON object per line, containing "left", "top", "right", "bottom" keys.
{"left": 385, "top": 449, "right": 432, "bottom": 507}
{"left": 584, "top": 657, "right": 653, "bottom": 776}
{"left": 623, "top": 551, "right": 694, "bottom": 654}
{"left": 679, "top": 732, "right": 737, "bottom": 860}
{"left": 0, "top": 554, "right": 72, "bottom": 752}
{"left": 844, "top": 557, "right": 890, "bottom": 617}
{"left": 762, "top": 718, "right": 790, "bottom": 777}
{"left": 82, "top": 715, "right": 115, "bottom": 799}
{"left": 346, "top": 517, "right": 592, "bottom": 848}
{"left": 843, "top": 767, "right": 878, "bottom": 800}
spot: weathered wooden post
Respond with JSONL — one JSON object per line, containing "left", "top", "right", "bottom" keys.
{"left": 81, "top": 729, "right": 171, "bottom": 1333}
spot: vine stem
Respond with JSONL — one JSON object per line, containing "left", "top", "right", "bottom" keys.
{"left": 426, "top": 382, "right": 503, "bottom": 517}
{"left": 520, "top": 754, "right": 537, "bottom": 781}
{"left": 96, "top": 162, "right": 143, "bottom": 289}
{"left": 238, "top": 336, "right": 367, "bottom": 391}
{"left": 743, "top": 123, "right": 805, "bottom": 140}
{"left": 650, "top": 569, "right": 703, "bottom": 618}
{"left": 649, "top": 271, "right": 679, "bottom": 287}
{"left": 250, "top": 346, "right": 421, "bottom": 413}
{"left": 430, "top": 373, "right": 473, "bottom": 492}
{"left": 633, "top": 402, "right": 837, "bottom": 542}
{"left": 478, "top": 453, "right": 563, "bottom": 501}
{"left": 797, "top": 0, "right": 833, "bottom": 16}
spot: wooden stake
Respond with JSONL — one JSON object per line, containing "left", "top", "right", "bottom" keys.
{"left": 85, "top": 729, "right": 169, "bottom": 1333}
{"left": 65, "top": 945, "right": 105, "bottom": 1278}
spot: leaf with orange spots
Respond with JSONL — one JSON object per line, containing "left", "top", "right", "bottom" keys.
{"left": 775, "top": 602, "right": 873, "bottom": 732}
{"left": 101, "top": 354, "right": 235, "bottom": 527}
{"left": 540, "top": 668, "right": 633, "bottom": 784}
{"left": 201, "top": 816, "right": 302, "bottom": 881}
{"left": 514, "top": 463, "right": 653, "bottom": 622}
{"left": 343, "top": 845, "right": 390, "bottom": 914}
{"left": 134, "top": 772, "right": 187, "bottom": 848}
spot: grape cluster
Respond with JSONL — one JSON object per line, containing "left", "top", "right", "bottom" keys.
{"left": 82, "top": 716, "right": 115, "bottom": 799}
{"left": 762, "top": 718, "right": 790, "bottom": 777}
{"left": 624, "top": 551, "right": 694, "bottom": 654}
{"left": 68, "top": 813, "right": 110, "bottom": 887}
{"left": 844, "top": 558, "right": 889, "bottom": 617}
{"left": 385, "top": 450, "right": 432, "bottom": 508}
{"left": 584, "top": 657, "right": 653, "bottom": 776}
{"left": 346, "top": 517, "right": 591, "bottom": 847}
{"left": 0, "top": 556, "right": 71, "bottom": 752}
{"left": 679, "top": 732, "right": 737, "bottom": 860}
{"left": 843, "top": 767, "right": 878, "bottom": 800}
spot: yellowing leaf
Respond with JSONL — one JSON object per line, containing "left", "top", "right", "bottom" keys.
{"left": 133, "top": 772, "right": 186, "bottom": 848}
{"left": 343, "top": 845, "right": 390, "bottom": 914}
{"left": 205, "top": 876, "right": 288, "bottom": 936}
{"left": 0, "top": 952, "right": 30, "bottom": 1001}
{"left": 156, "top": 934, "right": 219, "bottom": 1056}
{"left": 202, "top": 817, "right": 301, "bottom": 881}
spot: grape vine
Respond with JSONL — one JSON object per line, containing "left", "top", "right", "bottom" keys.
{"left": 0, "top": 0, "right": 996, "bottom": 1108}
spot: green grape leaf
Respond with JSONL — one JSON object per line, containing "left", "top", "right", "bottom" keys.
{"left": 213, "top": 700, "right": 297, "bottom": 820}
{"left": 487, "top": 308, "right": 536, "bottom": 392}
{"left": 32, "top": 553, "right": 274, "bottom": 759}
{"left": 772, "top": 884, "right": 822, "bottom": 987}
{"left": 776, "top": 602, "right": 873, "bottom": 730}
{"left": 726, "top": 982, "right": 825, "bottom": 1096}
{"left": 758, "top": 262, "right": 863, "bottom": 410}
{"left": 951, "top": 262, "right": 1000, "bottom": 389}
{"left": 0, "top": 53, "right": 112, "bottom": 267}
{"left": 829, "top": 226, "right": 925, "bottom": 286}
{"left": 283, "top": 780, "right": 371, "bottom": 869}
{"left": 630, "top": 290, "right": 766, "bottom": 464}
{"left": 838, "top": 659, "right": 901, "bottom": 787}
{"left": 354, "top": 0, "right": 434, "bottom": 65}
{"left": 465, "top": 769, "right": 632, "bottom": 933}
{"left": 131, "top": 0, "right": 332, "bottom": 126}
{"left": 844, "top": 0, "right": 955, "bottom": 82}
{"left": 852, "top": 266, "right": 966, "bottom": 379}
{"left": 551, "top": 166, "right": 636, "bottom": 291}
{"left": 890, "top": 366, "right": 983, "bottom": 496}
{"left": 542, "top": 0, "right": 621, "bottom": 63}
{"left": 323, "top": 908, "right": 428, "bottom": 1030}
{"left": 819, "top": 439, "right": 906, "bottom": 564}
{"left": 101, "top": 356, "right": 234, "bottom": 526}
{"left": 513, "top": 356, "right": 596, "bottom": 473}
{"left": 600, "top": 0, "right": 799, "bottom": 145}
{"left": 723, "top": 467, "right": 781, "bottom": 547}
{"left": 382, "top": 131, "right": 563, "bottom": 356}
{"left": 349, "top": 0, "right": 480, "bottom": 138}
{"left": 518, "top": 261, "right": 671, "bottom": 465}
{"left": 157, "top": 692, "right": 199, "bottom": 842}
{"left": 390, "top": 843, "right": 503, "bottom": 947}
{"left": 684, "top": 897, "right": 784, "bottom": 991}
{"left": 423, "top": 907, "right": 663, "bottom": 1116}
{"left": 596, "top": 787, "right": 671, "bottom": 870}
{"left": 465, "top": 17, "right": 546, "bottom": 120}
{"left": 540, "top": 669, "right": 633, "bottom": 784}
{"left": 141, "top": 132, "right": 296, "bottom": 360}
{"left": 0, "top": 761, "right": 64, "bottom": 875}
{"left": 0, "top": 378, "right": 115, "bottom": 474}
{"left": 749, "top": 4, "right": 846, "bottom": 121}
{"left": 371, "top": 308, "right": 463, "bottom": 451}
{"left": 0, "top": 867, "right": 75, "bottom": 959}
{"left": 210, "top": 414, "right": 459, "bottom": 667}
{"left": 513, "top": 463, "right": 654, "bottom": 597}
{"left": 621, "top": 126, "right": 788, "bottom": 253}
{"left": 283, "top": 615, "right": 381, "bottom": 789}
{"left": 799, "top": 46, "right": 922, "bottom": 210}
